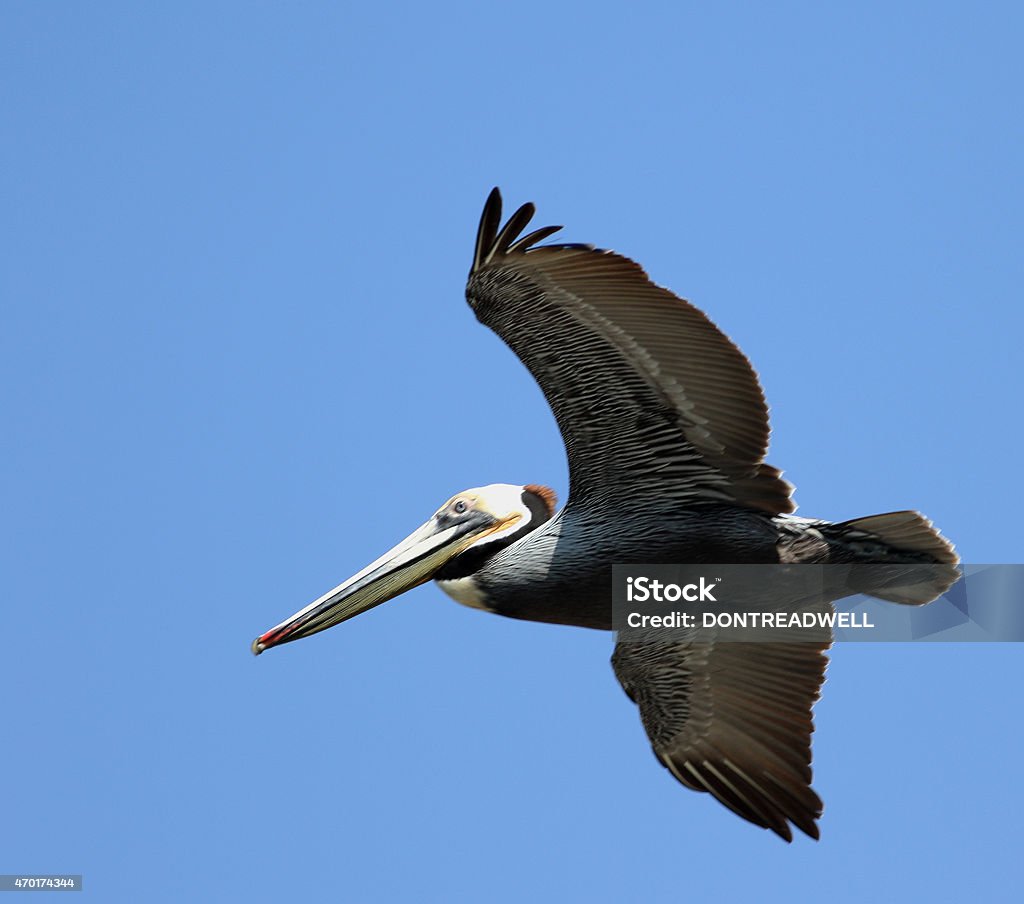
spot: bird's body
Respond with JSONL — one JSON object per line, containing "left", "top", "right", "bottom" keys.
{"left": 253, "top": 189, "right": 957, "bottom": 841}
{"left": 438, "top": 502, "right": 779, "bottom": 629}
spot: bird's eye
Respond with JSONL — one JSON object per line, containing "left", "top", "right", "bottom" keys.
{"left": 454, "top": 500, "right": 468, "bottom": 514}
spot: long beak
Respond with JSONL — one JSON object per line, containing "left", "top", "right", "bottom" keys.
{"left": 251, "top": 510, "right": 504, "bottom": 655}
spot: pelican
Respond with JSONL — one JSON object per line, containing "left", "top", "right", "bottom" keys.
{"left": 253, "top": 189, "right": 957, "bottom": 841}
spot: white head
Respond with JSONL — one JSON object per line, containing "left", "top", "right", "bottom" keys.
{"left": 252, "top": 483, "right": 557, "bottom": 653}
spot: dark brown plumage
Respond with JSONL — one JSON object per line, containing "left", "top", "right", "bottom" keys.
{"left": 468, "top": 188, "right": 794, "bottom": 514}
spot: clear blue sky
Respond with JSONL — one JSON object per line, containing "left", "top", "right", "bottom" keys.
{"left": 3, "top": 3, "right": 1021, "bottom": 901}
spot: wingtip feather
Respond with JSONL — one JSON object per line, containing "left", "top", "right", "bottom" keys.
{"left": 471, "top": 190, "right": 565, "bottom": 275}
{"left": 472, "top": 187, "right": 504, "bottom": 274}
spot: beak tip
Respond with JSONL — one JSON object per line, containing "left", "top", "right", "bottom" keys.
{"left": 251, "top": 637, "right": 267, "bottom": 656}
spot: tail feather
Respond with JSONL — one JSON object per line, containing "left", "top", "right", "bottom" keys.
{"left": 840, "top": 511, "right": 958, "bottom": 564}
{"left": 827, "top": 511, "right": 959, "bottom": 605}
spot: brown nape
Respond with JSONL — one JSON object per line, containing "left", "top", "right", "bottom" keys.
{"left": 523, "top": 484, "right": 558, "bottom": 519}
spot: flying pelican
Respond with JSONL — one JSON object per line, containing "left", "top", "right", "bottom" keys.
{"left": 253, "top": 189, "right": 957, "bottom": 841}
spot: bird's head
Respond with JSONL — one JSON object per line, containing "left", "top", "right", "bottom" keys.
{"left": 251, "top": 483, "right": 557, "bottom": 654}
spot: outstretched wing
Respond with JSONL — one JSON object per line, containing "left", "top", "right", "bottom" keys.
{"left": 611, "top": 637, "right": 828, "bottom": 841}
{"left": 466, "top": 188, "right": 794, "bottom": 513}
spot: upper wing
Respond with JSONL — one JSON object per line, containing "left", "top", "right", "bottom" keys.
{"left": 611, "top": 637, "right": 828, "bottom": 841}
{"left": 466, "top": 189, "right": 794, "bottom": 513}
